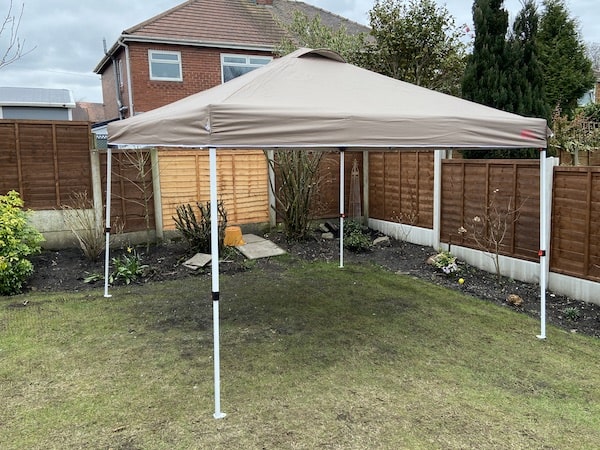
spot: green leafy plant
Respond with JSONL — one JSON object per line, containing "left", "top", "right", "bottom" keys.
{"left": 344, "top": 220, "right": 371, "bottom": 253}
{"left": 109, "top": 246, "right": 148, "bottom": 285}
{"left": 173, "top": 201, "right": 227, "bottom": 253}
{"left": 431, "top": 250, "right": 459, "bottom": 275}
{"left": 562, "top": 306, "right": 581, "bottom": 321}
{"left": 0, "top": 191, "right": 44, "bottom": 295}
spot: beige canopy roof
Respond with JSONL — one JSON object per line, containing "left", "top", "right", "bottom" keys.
{"left": 108, "top": 48, "right": 548, "bottom": 149}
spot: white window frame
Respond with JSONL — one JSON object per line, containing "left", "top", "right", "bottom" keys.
{"left": 148, "top": 50, "right": 182, "bottom": 82}
{"left": 220, "top": 53, "right": 272, "bottom": 83}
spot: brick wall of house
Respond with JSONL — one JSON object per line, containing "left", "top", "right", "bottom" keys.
{"left": 101, "top": 59, "right": 119, "bottom": 120}
{"left": 123, "top": 43, "right": 274, "bottom": 115}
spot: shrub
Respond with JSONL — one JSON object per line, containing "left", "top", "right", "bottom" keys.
{"left": 173, "top": 201, "right": 227, "bottom": 253}
{"left": 0, "top": 191, "right": 44, "bottom": 295}
{"left": 344, "top": 220, "right": 371, "bottom": 253}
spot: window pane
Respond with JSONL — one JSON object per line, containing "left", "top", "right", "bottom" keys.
{"left": 223, "top": 65, "right": 254, "bottom": 82}
{"left": 249, "top": 58, "right": 270, "bottom": 65}
{"left": 151, "top": 62, "right": 181, "bottom": 79}
{"left": 224, "top": 56, "right": 247, "bottom": 64}
{"left": 221, "top": 54, "right": 272, "bottom": 82}
{"left": 152, "top": 52, "right": 179, "bottom": 61}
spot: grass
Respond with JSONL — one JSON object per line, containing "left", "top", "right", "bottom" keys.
{"left": 1, "top": 259, "right": 600, "bottom": 449}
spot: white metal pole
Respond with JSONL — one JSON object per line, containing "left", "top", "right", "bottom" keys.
{"left": 537, "top": 149, "right": 547, "bottom": 340}
{"left": 433, "top": 150, "right": 443, "bottom": 250}
{"left": 339, "top": 149, "right": 345, "bottom": 268}
{"left": 103, "top": 147, "right": 113, "bottom": 298}
{"left": 209, "top": 147, "right": 226, "bottom": 419}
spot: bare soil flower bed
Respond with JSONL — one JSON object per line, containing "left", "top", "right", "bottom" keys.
{"left": 24, "top": 231, "right": 600, "bottom": 338}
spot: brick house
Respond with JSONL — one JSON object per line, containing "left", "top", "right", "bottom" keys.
{"left": 94, "top": 0, "right": 369, "bottom": 120}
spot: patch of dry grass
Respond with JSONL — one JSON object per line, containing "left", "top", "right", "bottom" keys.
{"left": 1, "top": 261, "right": 599, "bottom": 449}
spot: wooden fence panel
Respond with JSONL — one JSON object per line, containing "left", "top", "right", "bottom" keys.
{"left": 0, "top": 122, "right": 19, "bottom": 191}
{"left": 368, "top": 150, "right": 434, "bottom": 228}
{"left": 0, "top": 120, "right": 92, "bottom": 208}
{"left": 100, "top": 150, "right": 156, "bottom": 234}
{"left": 550, "top": 167, "right": 600, "bottom": 281}
{"left": 158, "top": 149, "right": 269, "bottom": 230}
{"left": 441, "top": 159, "right": 539, "bottom": 261}
{"left": 368, "top": 153, "right": 385, "bottom": 219}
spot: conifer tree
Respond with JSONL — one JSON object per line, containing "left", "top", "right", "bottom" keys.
{"left": 461, "top": 0, "right": 510, "bottom": 109}
{"left": 507, "top": 0, "right": 549, "bottom": 121}
{"left": 461, "top": 0, "right": 515, "bottom": 158}
{"left": 538, "top": 0, "right": 594, "bottom": 118}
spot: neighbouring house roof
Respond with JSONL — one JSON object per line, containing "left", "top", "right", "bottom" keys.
{"left": 94, "top": 0, "right": 369, "bottom": 73}
{"left": 0, "top": 86, "right": 75, "bottom": 108}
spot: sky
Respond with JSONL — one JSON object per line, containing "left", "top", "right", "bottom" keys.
{"left": 0, "top": 0, "right": 598, "bottom": 104}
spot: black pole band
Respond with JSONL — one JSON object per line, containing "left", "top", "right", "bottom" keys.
{"left": 105, "top": 227, "right": 111, "bottom": 233}
{"left": 212, "top": 291, "right": 220, "bottom": 302}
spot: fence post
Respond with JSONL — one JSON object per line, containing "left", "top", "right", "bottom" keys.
{"left": 433, "top": 150, "right": 444, "bottom": 249}
{"left": 90, "top": 148, "right": 104, "bottom": 231}
{"left": 150, "top": 148, "right": 163, "bottom": 241}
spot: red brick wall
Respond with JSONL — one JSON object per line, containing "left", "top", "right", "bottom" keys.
{"left": 124, "top": 43, "right": 273, "bottom": 114}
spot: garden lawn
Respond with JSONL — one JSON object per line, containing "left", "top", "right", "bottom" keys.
{"left": 1, "top": 260, "right": 599, "bottom": 449}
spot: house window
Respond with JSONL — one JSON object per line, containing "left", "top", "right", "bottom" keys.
{"left": 221, "top": 54, "right": 272, "bottom": 83}
{"left": 148, "top": 50, "right": 182, "bottom": 81}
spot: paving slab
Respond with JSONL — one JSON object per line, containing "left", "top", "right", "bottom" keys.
{"left": 236, "top": 234, "right": 286, "bottom": 260}
{"left": 183, "top": 253, "right": 211, "bottom": 270}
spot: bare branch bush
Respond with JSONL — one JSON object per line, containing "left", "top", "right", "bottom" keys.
{"left": 1, "top": 1, "right": 36, "bottom": 70}
{"left": 459, "top": 189, "right": 525, "bottom": 281}
{"left": 266, "top": 149, "right": 324, "bottom": 240}
{"left": 390, "top": 194, "right": 419, "bottom": 245}
{"left": 61, "top": 191, "right": 105, "bottom": 261}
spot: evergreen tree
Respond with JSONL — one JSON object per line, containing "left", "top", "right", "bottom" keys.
{"left": 461, "top": 0, "right": 510, "bottom": 109}
{"left": 538, "top": 0, "right": 595, "bottom": 118}
{"left": 507, "top": 0, "right": 549, "bottom": 121}
{"left": 461, "top": 0, "right": 519, "bottom": 158}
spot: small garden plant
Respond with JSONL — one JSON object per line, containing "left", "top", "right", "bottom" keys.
{"left": 0, "top": 191, "right": 44, "bottom": 295}
{"left": 343, "top": 220, "right": 371, "bottom": 253}
{"left": 562, "top": 306, "right": 581, "bottom": 321}
{"left": 431, "top": 250, "right": 459, "bottom": 275}
{"left": 110, "top": 246, "right": 148, "bottom": 285}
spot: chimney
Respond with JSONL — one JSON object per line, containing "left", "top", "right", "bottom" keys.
{"left": 256, "top": 0, "right": 273, "bottom": 5}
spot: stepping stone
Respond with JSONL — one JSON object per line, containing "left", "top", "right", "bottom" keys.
{"left": 236, "top": 234, "right": 286, "bottom": 260}
{"left": 183, "top": 253, "right": 211, "bottom": 270}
